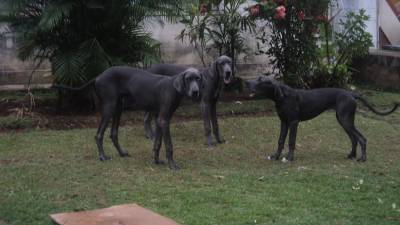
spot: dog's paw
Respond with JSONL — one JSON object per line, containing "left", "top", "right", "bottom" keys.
{"left": 267, "top": 154, "right": 280, "bottom": 161}
{"left": 99, "top": 155, "right": 112, "bottom": 161}
{"left": 216, "top": 138, "right": 225, "bottom": 144}
{"left": 168, "top": 162, "right": 180, "bottom": 171}
{"left": 347, "top": 154, "right": 356, "bottom": 160}
{"left": 119, "top": 151, "right": 131, "bottom": 158}
{"left": 217, "top": 140, "right": 225, "bottom": 144}
{"left": 357, "top": 157, "right": 366, "bottom": 162}
{"left": 205, "top": 142, "right": 216, "bottom": 148}
{"left": 154, "top": 158, "right": 165, "bottom": 165}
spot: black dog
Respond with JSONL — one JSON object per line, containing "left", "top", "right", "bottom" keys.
{"left": 147, "top": 55, "right": 233, "bottom": 147}
{"left": 56, "top": 67, "right": 203, "bottom": 170}
{"left": 246, "top": 75, "right": 399, "bottom": 162}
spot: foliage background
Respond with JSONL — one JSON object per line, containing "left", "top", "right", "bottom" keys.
{"left": 1, "top": 0, "right": 183, "bottom": 86}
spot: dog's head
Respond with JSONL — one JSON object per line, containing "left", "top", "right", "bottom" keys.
{"left": 173, "top": 68, "right": 203, "bottom": 101}
{"left": 245, "top": 75, "right": 284, "bottom": 100}
{"left": 214, "top": 55, "right": 233, "bottom": 84}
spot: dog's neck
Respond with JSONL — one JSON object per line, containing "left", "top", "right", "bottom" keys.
{"left": 270, "top": 83, "right": 292, "bottom": 103}
{"left": 204, "top": 63, "right": 222, "bottom": 82}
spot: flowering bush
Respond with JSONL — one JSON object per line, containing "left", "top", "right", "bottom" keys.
{"left": 251, "top": 0, "right": 331, "bottom": 87}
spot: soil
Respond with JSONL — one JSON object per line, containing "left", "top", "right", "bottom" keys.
{"left": 0, "top": 91, "right": 273, "bottom": 132}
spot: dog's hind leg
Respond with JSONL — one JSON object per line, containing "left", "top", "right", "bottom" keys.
{"left": 268, "top": 121, "right": 288, "bottom": 160}
{"left": 336, "top": 113, "right": 358, "bottom": 159}
{"left": 210, "top": 101, "right": 224, "bottom": 144}
{"left": 352, "top": 128, "right": 367, "bottom": 162}
{"left": 144, "top": 111, "right": 155, "bottom": 140}
{"left": 95, "top": 102, "right": 116, "bottom": 161}
{"left": 337, "top": 100, "right": 367, "bottom": 162}
{"left": 110, "top": 98, "right": 130, "bottom": 158}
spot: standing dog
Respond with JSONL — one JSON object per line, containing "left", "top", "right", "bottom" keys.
{"left": 58, "top": 66, "right": 203, "bottom": 170}
{"left": 246, "top": 75, "right": 399, "bottom": 162}
{"left": 147, "top": 55, "right": 233, "bottom": 147}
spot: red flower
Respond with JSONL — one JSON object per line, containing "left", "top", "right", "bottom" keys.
{"left": 316, "top": 15, "right": 329, "bottom": 22}
{"left": 200, "top": 3, "right": 208, "bottom": 15}
{"left": 249, "top": 4, "right": 260, "bottom": 17}
{"left": 297, "top": 11, "right": 305, "bottom": 21}
{"left": 274, "top": 5, "right": 286, "bottom": 20}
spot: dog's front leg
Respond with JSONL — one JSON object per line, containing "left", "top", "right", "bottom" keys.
{"left": 210, "top": 101, "right": 224, "bottom": 144}
{"left": 158, "top": 117, "right": 179, "bottom": 170}
{"left": 201, "top": 101, "right": 213, "bottom": 147}
{"left": 268, "top": 121, "right": 288, "bottom": 160}
{"left": 285, "top": 121, "right": 299, "bottom": 161}
{"left": 153, "top": 120, "right": 164, "bottom": 165}
{"left": 144, "top": 111, "right": 155, "bottom": 140}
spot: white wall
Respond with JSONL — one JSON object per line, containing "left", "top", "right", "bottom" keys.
{"left": 149, "top": 0, "right": 268, "bottom": 67}
{"left": 149, "top": 21, "right": 269, "bottom": 67}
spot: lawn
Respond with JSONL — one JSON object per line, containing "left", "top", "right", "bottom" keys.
{"left": 0, "top": 86, "right": 400, "bottom": 225}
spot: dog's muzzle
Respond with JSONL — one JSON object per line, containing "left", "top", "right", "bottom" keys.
{"left": 245, "top": 80, "right": 256, "bottom": 98}
{"left": 224, "top": 71, "right": 232, "bottom": 84}
{"left": 192, "top": 90, "right": 200, "bottom": 99}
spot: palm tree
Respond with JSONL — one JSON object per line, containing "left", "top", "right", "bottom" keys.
{"left": 1, "top": 0, "right": 184, "bottom": 86}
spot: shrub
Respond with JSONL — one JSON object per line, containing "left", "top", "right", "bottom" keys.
{"left": 254, "top": 0, "right": 330, "bottom": 87}
{"left": 1, "top": 0, "right": 183, "bottom": 86}
{"left": 178, "top": 0, "right": 256, "bottom": 72}
{"left": 313, "top": 9, "right": 373, "bottom": 87}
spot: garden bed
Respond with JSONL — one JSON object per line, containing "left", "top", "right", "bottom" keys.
{"left": 0, "top": 86, "right": 399, "bottom": 132}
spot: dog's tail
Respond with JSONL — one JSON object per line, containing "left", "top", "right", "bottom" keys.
{"left": 52, "top": 79, "right": 95, "bottom": 91}
{"left": 354, "top": 95, "right": 399, "bottom": 116}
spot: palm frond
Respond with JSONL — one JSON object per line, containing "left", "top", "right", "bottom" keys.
{"left": 39, "top": 1, "right": 74, "bottom": 31}
{"left": 52, "top": 50, "right": 87, "bottom": 86}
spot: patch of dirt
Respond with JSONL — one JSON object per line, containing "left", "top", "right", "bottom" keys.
{"left": 0, "top": 158, "right": 22, "bottom": 166}
{"left": 0, "top": 92, "right": 273, "bottom": 132}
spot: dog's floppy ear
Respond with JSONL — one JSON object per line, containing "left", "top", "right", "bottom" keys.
{"left": 200, "top": 73, "right": 206, "bottom": 89}
{"left": 211, "top": 60, "right": 219, "bottom": 79}
{"left": 173, "top": 71, "right": 186, "bottom": 94}
{"left": 274, "top": 82, "right": 284, "bottom": 99}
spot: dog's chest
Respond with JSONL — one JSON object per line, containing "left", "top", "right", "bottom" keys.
{"left": 275, "top": 100, "right": 300, "bottom": 121}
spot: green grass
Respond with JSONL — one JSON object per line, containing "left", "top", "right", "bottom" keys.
{"left": 1, "top": 111, "right": 400, "bottom": 224}
{"left": 0, "top": 116, "right": 35, "bottom": 130}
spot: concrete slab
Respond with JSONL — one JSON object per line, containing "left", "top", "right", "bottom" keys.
{"left": 50, "top": 204, "right": 180, "bottom": 225}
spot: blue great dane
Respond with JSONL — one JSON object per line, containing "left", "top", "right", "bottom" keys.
{"left": 146, "top": 56, "right": 233, "bottom": 147}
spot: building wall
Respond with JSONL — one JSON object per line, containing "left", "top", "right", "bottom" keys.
{"left": 0, "top": 2, "right": 271, "bottom": 90}
{"left": 0, "top": 23, "right": 52, "bottom": 90}
{"left": 149, "top": 20, "right": 270, "bottom": 77}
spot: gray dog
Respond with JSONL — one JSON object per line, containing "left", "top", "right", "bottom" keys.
{"left": 146, "top": 55, "right": 233, "bottom": 147}
{"left": 56, "top": 66, "right": 203, "bottom": 170}
{"left": 246, "top": 75, "right": 399, "bottom": 162}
